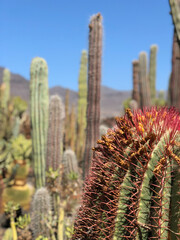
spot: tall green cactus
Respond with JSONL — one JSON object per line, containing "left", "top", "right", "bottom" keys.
{"left": 132, "top": 60, "right": 140, "bottom": 107}
{"left": 46, "top": 95, "right": 64, "bottom": 171}
{"left": 168, "top": 0, "right": 180, "bottom": 111}
{"left": 139, "top": 52, "right": 151, "bottom": 108}
{"left": 30, "top": 57, "right": 49, "bottom": 188}
{"left": 72, "top": 107, "right": 180, "bottom": 239}
{"left": 76, "top": 50, "right": 87, "bottom": 162}
{"left": 31, "top": 187, "right": 52, "bottom": 239}
{"left": 149, "top": 45, "right": 158, "bottom": 104}
{"left": 65, "top": 89, "right": 70, "bottom": 149}
{"left": 69, "top": 104, "right": 76, "bottom": 151}
{"left": 83, "top": 13, "right": 103, "bottom": 178}
{"left": 1, "top": 68, "right": 11, "bottom": 110}
{"left": 169, "top": 0, "right": 180, "bottom": 40}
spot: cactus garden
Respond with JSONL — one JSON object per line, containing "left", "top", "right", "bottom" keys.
{"left": 0, "top": 1, "right": 180, "bottom": 240}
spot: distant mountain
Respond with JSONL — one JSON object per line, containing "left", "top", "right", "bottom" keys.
{"left": 0, "top": 67, "right": 131, "bottom": 119}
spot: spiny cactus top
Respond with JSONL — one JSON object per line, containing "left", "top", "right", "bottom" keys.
{"left": 72, "top": 107, "right": 180, "bottom": 240}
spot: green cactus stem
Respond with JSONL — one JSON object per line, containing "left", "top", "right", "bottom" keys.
{"left": 1, "top": 68, "right": 11, "bottom": 110}
{"left": 83, "top": 13, "right": 103, "bottom": 178}
{"left": 169, "top": 0, "right": 180, "bottom": 40}
{"left": 69, "top": 104, "right": 76, "bottom": 151}
{"left": 71, "top": 107, "right": 180, "bottom": 240}
{"left": 139, "top": 52, "right": 151, "bottom": 108}
{"left": 46, "top": 95, "right": 64, "bottom": 172}
{"left": 132, "top": 60, "right": 140, "bottom": 107}
{"left": 76, "top": 50, "right": 88, "bottom": 162}
{"left": 30, "top": 57, "right": 49, "bottom": 188}
{"left": 65, "top": 89, "right": 70, "bottom": 149}
{"left": 149, "top": 45, "right": 158, "bottom": 104}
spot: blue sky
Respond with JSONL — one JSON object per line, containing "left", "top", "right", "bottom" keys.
{"left": 0, "top": 0, "right": 173, "bottom": 91}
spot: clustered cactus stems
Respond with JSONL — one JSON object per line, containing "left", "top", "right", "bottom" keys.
{"left": 83, "top": 13, "right": 103, "bottom": 178}
{"left": 76, "top": 50, "right": 88, "bottom": 162}
{"left": 149, "top": 45, "right": 158, "bottom": 104}
{"left": 72, "top": 107, "right": 180, "bottom": 239}
{"left": 30, "top": 57, "right": 49, "bottom": 188}
{"left": 31, "top": 187, "right": 53, "bottom": 239}
{"left": 132, "top": 60, "right": 140, "bottom": 106}
{"left": 1, "top": 68, "right": 11, "bottom": 110}
{"left": 139, "top": 52, "right": 151, "bottom": 108}
{"left": 46, "top": 95, "right": 65, "bottom": 172}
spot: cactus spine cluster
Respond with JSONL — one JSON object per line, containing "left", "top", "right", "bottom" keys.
{"left": 72, "top": 107, "right": 180, "bottom": 239}
{"left": 1, "top": 68, "right": 11, "bottom": 110}
{"left": 149, "top": 45, "right": 158, "bottom": 104}
{"left": 132, "top": 60, "right": 140, "bottom": 107}
{"left": 30, "top": 57, "right": 49, "bottom": 188}
{"left": 83, "top": 13, "right": 103, "bottom": 178}
{"left": 139, "top": 52, "right": 151, "bottom": 108}
{"left": 46, "top": 95, "right": 65, "bottom": 171}
{"left": 76, "top": 50, "right": 88, "bottom": 162}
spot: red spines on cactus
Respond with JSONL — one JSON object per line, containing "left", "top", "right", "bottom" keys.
{"left": 71, "top": 107, "right": 180, "bottom": 240}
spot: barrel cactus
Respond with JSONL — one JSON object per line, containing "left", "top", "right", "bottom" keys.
{"left": 72, "top": 107, "right": 180, "bottom": 239}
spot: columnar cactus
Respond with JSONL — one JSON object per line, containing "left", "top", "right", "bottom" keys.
{"left": 132, "top": 60, "right": 140, "bottom": 106}
{"left": 65, "top": 89, "right": 70, "bottom": 149}
{"left": 31, "top": 187, "right": 52, "bottom": 239}
{"left": 46, "top": 95, "right": 65, "bottom": 172}
{"left": 62, "top": 149, "right": 79, "bottom": 177}
{"left": 169, "top": 0, "right": 180, "bottom": 40}
{"left": 72, "top": 107, "right": 180, "bottom": 239}
{"left": 170, "top": 29, "right": 180, "bottom": 110}
{"left": 1, "top": 68, "right": 11, "bottom": 110}
{"left": 30, "top": 57, "right": 49, "bottom": 188}
{"left": 169, "top": 1, "right": 180, "bottom": 111}
{"left": 76, "top": 50, "right": 88, "bottom": 162}
{"left": 83, "top": 13, "right": 103, "bottom": 178}
{"left": 139, "top": 52, "right": 151, "bottom": 108}
{"left": 149, "top": 45, "right": 158, "bottom": 104}
{"left": 69, "top": 104, "right": 76, "bottom": 151}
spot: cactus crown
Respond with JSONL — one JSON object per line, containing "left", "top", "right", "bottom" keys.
{"left": 72, "top": 107, "right": 180, "bottom": 239}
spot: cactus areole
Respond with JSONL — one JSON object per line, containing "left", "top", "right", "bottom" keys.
{"left": 72, "top": 107, "right": 180, "bottom": 240}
